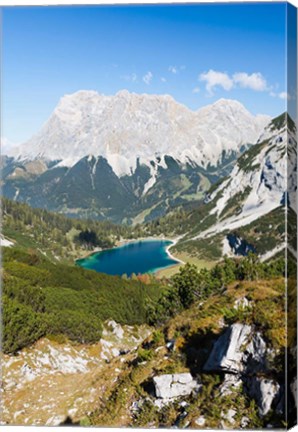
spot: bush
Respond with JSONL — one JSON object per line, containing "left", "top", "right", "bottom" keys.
{"left": 2, "top": 247, "right": 163, "bottom": 352}
{"left": 137, "top": 348, "right": 154, "bottom": 363}
{"left": 173, "top": 263, "right": 203, "bottom": 307}
{"left": 46, "top": 310, "right": 103, "bottom": 344}
{"left": 2, "top": 295, "right": 47, "bottom": 354}
{"left": 152, "top": 330, "right": 165, "bottom": 347}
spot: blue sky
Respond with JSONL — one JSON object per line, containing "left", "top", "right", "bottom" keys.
{"left": 2, "top": 3, "right": 288, "bottom": 143}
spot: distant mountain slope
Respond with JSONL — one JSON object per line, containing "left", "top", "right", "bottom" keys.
{"left": 2, "top": 92, "right": 270, "bottom": 222}
{"left": 146, "top": 113, "right": 295, "bottom": 262}
{"left": 195, "top": 113, "right": 291, "bottom": 238}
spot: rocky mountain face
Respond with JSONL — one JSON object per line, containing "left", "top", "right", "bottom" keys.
{"left": 200, "top": 113, "right": 292, "bottom": 236}
{"left": 174, "top": 113, "right": 296, "bottom": 261}
{"left": 8, "top": 91, "right": 269, "bottom": 173}
{"left": 2, "top": 92, "right": 270, "bottom": 223}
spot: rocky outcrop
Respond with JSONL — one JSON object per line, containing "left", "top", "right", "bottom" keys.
{"left": 204, "top": 323, "right": 281, "bottom": 418}
{"left": 2, "top": 322, "right": 152, "bottom": 426}
{"left": 219, "top": 374, "right": 242, "bottom": 396}
{"left": 221, "top": 408, "right": 237, "bottom": 426}
{"left": 240, "top": 416, "right": 250, "bottom": 428}
{"left": 204, "top": 323, "right": 252, "bottom": 373}
{"left": 245, "top": 377, "right": 280, "bottom": 416}
{"left": 103, "top": 320, "right": 124, "bottom": 339}
{"left": 153, "top": 373, "right": 200, "bottom": 401}
{"left": 204, "top": 323, "right": 269, "bottom": 375}
{"left": 243, "top": 331, "right": 268, "bottom": 373}
{"left": 234, "top": 296, "right": 252, "bottom": 310}
{"left": 195, "top": 416, "right": 206, "bottom": 427}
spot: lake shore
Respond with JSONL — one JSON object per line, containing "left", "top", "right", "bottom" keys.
{"left": 165, "top": 238, "right": 185, "bottom": 264}
{"left": 75, "top": 247, "right": 103, "bottom": 262}
{"left": 155, "top": 251, "right": 216, "bottom": 278}
{"left": 77, "top": 236, "right": 184, "bottom": 275}
{"left": 77, "top": 237, "right": 215, "bottom": 278}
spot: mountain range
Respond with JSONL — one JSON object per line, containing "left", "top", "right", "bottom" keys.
{"left": 2, "top": 91, "right": 270, "bottom": 223}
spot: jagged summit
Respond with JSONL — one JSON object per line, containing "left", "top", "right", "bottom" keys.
{"left": 192, "top": 111, "right": 295, "bottom": 241}
{"left": 8, "top": 91, "right": 270, "bottom": 177}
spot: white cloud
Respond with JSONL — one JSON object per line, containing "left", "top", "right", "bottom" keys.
{"left": 121, "top": 73, "right": 137, "bottom": 82}
{"left": 199, "top": 69, "right": 233, "bottom": 95}
{"left": 168, "top": 65, "right": 178, "bottom": 74}
{"left": 168, "top": 65, "right": 186, "bottom": 75}
{"left": 161, "top": 77, "right": 167, "bottom": 83}
{"left": 192, "top": 87, "right": 200, "bottom": 94}
{"left": 269, "top": 91, "right": 290, "bottom": 100}
{"left": 199, "top": 69, "right": 273, "bottom": 95}
{"left": 143, "top": 71, "right": 153, "bottom": 85}
{"left": 278, "top": 91, "right": 290, "bottom": 100}
{"left": 233, "top": 72, "right": 268, "bottom": 91}
{"left": 131, "top": 73, "right": 137, "bottom": 82}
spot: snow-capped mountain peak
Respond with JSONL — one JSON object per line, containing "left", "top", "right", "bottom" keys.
{"left": 8, "top": 91, "right": 270, "bottom": 177}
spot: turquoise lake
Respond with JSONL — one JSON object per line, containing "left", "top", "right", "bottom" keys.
{"left": 76, "top": 239, "right": 179, "bottom": 276}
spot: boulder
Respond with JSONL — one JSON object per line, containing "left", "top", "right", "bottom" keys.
{"left": 246, "top": 377, "right": 280, "bottom": 416}
{"left": 220, "top": 408, "right": 237, "bottom": 429}
{"left": 220, "top": 374, "right": 242, "bottom": 396}
{"left": 225, "top": 408, "right": 237, "bottom": 424}
{"left": 166, "top": 339, "right": 176, "bottom": 351}
{"left": 204, "top": 323, "right": 252, "bottom": 373}
{"left": 153, "top": 373, "right": 200, "bottom": 400}
{"left": 204, "top": 324, "right": 270, "bottom": 375}
{"left": 195, "top": 416, "right": 206, "bottom": 427}
{"left": 240, "top": 416, "right": 250, "bottom": 428}
{"left": 234, "top": 297, "right": 251, "bottom": 310}
{"left": 106, "top": 320, "right": 124, "bottom": 339}
{"left": 243, "top": 332, "right": 268, "bottom": 373}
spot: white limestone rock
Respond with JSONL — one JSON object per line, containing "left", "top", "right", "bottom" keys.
{"left": 243, "top": 331, "right": 268, "bottom": 373}
{"left": 153, "top": 373, "right": 200, "bottom": 400}
{"left": 240, "top": 416, "right": 250, "bottom": 428}
{"left": 204, "top": 323, "right": 270, "bottom": 375}
{"left": 247, "top": 377, "right": 280, "bottom": 416}
{"left": 45, "top": 415, "right": 67, "bottom": 426}
{"left": 195, "top": 416, "right": 206, "bottom": 427}
{"left": 234, "top": 297, "right": 251, "bottom": 310}
{"left": 225, "top": 408, "right": 237, "bottom": 424}
{"left": 220, "top": 374, "right": 242, "bottom": 396}
{"left": 0, "top": 236, "right": 14, "bottom": 247}
{"left": 204, "top": 323, "right": 252, "bottom": 373}
{"left": 105, "top": 320, "right": 124, "bottom": 339}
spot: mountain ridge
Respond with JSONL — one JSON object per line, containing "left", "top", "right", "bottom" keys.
{"left": 7, "top": 91, "right": 270, "bottom": 178}
{"left": 138, "top": 113, "right": 295, "bottom": 264}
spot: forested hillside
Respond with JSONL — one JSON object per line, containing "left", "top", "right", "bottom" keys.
{"left": 2, "top": 198, "right": 143, "bottom": 262}
{"left": 2, "top": 247, "right": 163, "bottom": 354}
